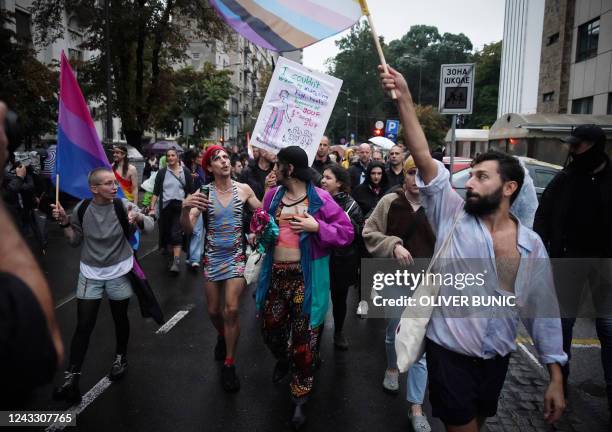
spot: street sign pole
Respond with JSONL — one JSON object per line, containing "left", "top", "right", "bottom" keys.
{"left": 450, "top": 114, "right": 456, "bottom": 183}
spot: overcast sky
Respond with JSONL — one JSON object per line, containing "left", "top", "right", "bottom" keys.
{"left": 302, "top": 0, "right": 505, "bottom": 72}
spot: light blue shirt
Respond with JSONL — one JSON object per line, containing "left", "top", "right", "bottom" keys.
{"left": 418, "top": 160, "right": 567, "bottom": 365}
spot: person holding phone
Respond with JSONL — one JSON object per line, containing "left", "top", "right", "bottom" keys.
{"left": 180, "top": 145, "right": 261, "bottom": 393}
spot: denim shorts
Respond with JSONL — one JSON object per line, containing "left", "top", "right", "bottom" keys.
{"left": 77, "top": 273, "right": 133, "bottom": 301}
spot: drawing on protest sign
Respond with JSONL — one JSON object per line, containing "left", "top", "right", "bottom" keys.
{"left": 438, "top": 63, "right": 475, "bottom": 115}
{"left": 251, "top": 57, "right": 342, "bottom": 165}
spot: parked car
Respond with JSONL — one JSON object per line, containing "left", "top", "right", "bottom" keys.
{"left": 443, "top": 156, "right": 472, "bottom": 173}
{"left": 451, "top": 156, "right": 562, "bottom": 201}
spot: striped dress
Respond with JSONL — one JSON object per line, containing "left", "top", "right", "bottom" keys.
{"left": 203, "top": 181, "right": 246, "bottom": 281}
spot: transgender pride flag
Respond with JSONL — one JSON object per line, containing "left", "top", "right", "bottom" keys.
{"left": 209, "top": 0, "right": 362, "bottom": 52}
{"left": 53, "top": 52, "right": 113, "bottom": 199}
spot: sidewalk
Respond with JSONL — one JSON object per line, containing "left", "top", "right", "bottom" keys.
{"left": 485, "top": 349, "right": 607, "bottom": 432}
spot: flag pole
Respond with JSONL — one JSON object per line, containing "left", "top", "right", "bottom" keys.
{"left": 359, "top": 0, "right": 397, "bottom": 100}
{"left": 55, "top": 174, "right": 59, "bottom": 207}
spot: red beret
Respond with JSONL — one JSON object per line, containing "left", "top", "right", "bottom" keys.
{"left": 202, "top": 145, "right": 226, "bottom": 173}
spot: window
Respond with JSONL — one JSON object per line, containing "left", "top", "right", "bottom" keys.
{"left": 192, "top": 52, "right": 200, "bottom": 60}
{"left": 576, "top": 18, "right": 599, "bottom": 62}
{"left": 15, "top": 10, "right": 32, "bottom": 46}
{"left": 543, "top": 92, "right": 554, "bottom": 102}
{"left": 547, "top": 33, "right": 559, "bottom": 46}
{"left": 571, "top": 96, "right": 593, "bottom": 114}
{"left": 608, "top": 93, "right": 612, "bottom": 115}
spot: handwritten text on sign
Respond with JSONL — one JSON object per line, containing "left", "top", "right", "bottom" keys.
{"left": 251, "top": 57, "right": 342, "bottom": 165}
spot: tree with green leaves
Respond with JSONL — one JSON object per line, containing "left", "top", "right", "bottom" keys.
{"left": 152, "top": 64, "right": 233, "bottom": 143}
{"left": 466, "top": 41, "right": 501, "bottom": 129}
{"left": 388, "top": 25, "right": 473, "bottom": 107}
{"left": 32, "top": 0, "right": 227, "bottom": 150}
{"left": 0, "top": 9, "right": 58, "bottom": 148}
{"left": 325, "top": 21, "right": 391, "bottom": 143}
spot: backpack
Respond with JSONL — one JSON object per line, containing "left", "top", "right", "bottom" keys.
{"left": 77, "top": 198, "right": 136, "bottom": 248}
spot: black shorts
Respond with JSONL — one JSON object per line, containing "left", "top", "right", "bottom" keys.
{"left": 425, "top": 338, "right": 510, "bottom": 426}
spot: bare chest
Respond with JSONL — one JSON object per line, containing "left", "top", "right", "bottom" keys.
{"left": 492, "top": 231, "right": 520, "bottom": 293}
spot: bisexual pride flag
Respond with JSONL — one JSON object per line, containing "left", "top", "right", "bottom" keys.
{"left": 53, "top": 51, "right": 113, "bottom": 199}
{"left": 209, "top": 0, "right": 362, "bottom": 52}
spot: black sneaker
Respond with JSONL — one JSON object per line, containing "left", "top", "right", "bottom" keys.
{"left": 108, "top": 354, "right": 128, "bottom": 381}
{"left": 221, "top": 364, "right": 240, "bottom": 392}
{"left": 214, "top": 336, "right": 226, "bottom": 361}
{"left": 52, "top": 368, "right": 82, "bottom": 404}
{"left": 272, "top": 359, "right": 290, "bottom": 383}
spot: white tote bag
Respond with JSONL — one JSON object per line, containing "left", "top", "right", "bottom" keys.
{"left": 394, "top": 213, "right": 461, "bottom": 372}
{"left": 244, "top": 250, "right": 264, "bottom": 285}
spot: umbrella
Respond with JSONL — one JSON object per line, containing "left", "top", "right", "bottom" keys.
{"left": 368, "top": 136, "right": 395, "bottom": 151}
{"left": 143, "top": 140, "right": 184, "bottom": 154}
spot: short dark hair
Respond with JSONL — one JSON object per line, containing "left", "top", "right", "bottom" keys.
{"left": 323, "top": 164, "right": 351, "bottom": 194}
{"left": 471, "top": 151, "right": 524, "bottom": 204}
{"left": 88, "top": 167, "right": 113, "bottom": 185}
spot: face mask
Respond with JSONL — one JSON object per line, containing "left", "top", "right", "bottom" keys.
{"left": 570, "top": 145, "right": 605, "bottom": 173}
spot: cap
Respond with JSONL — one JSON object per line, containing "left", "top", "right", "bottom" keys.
{"left": 277, "top": 146, "right": 311, "bottom": 181}
{"left": 563, "top": 124, "right": 606, "bottom": 147}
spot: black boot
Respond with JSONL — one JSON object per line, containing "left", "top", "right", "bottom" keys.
{"left": 214, "top": 335, "right": 226, "bottom": 361}
{"left": 221, "top": 364, "right": 240, "bottom": 392}
{"left": 108, "top": 354, "right": 128, "bottom": 381}
{"left": 291, "top": 397, "right": 307, "bottom": 430}
{"left": 272, "top": 359, "right": 290, "bottom": 383}
{"left": 52, "top": 366, "right": 82, "bottom": 404}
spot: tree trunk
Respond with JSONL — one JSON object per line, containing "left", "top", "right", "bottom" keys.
{"left": 124, "top": 129, "right": 143, "bottom": 152}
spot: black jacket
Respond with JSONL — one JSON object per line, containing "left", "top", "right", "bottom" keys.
{"left": 534, "top": 157, "right": 612, "bottom": 258}
{"left": 351, "top": 162, "right": 389, "bottom": 217}
{"left": 239, "top": 159, "right": 272, "bottom": 201}
{"left": 331, "top": 192, "right": 364, "bottom": 258}
{"left": 348, "top": 161, "right": 368, "bottom": 189}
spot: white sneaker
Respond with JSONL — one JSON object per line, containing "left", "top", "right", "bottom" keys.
{"left": 408, "top": 412, "right": 431, "bottom": 432}
{"left": 356, "top": 300, "right": 368, "bottom": 317}
{"left": 382, "top": 368, "right": 399, "bottom": 393}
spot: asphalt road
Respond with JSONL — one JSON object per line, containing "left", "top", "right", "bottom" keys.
{"left": 20, "top": 222, "right": 609, "bottom": 431}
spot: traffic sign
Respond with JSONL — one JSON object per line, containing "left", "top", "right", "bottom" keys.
{"left": 375, "top": 120, "right": 384, "bottom": 130}
{"left": 385, "top": 119, "right": 399, "bottom": 142}
{"left": 438, "top": 63, "right": 475, "bottom": 115}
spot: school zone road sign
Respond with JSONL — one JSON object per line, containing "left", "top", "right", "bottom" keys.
{"left": 438, "top": 63, "right": 475, "bottom": 115}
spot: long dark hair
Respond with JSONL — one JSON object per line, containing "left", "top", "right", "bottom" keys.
{"left": 324, "top": 164, "right": 351, "bottom": 194}
{"left": 365, "top": 161, "right": 389, "bottom": 190}
{"left": 112, "top": 145, "right": 129, "bottom": 178}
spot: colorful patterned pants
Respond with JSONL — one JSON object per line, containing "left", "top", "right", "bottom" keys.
{"left": 261, "top": 262, "right": 321, "bottom": 399}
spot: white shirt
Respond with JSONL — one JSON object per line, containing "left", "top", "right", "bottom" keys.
{"left": 80, "top": 255, "right": 133, "bottom": 280}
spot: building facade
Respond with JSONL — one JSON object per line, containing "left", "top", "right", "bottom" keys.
{"left": 538, "top": 0, "right": 612, "bottom": 115}
{"left": 498, "top": 0, "right": 546, "bottom": 117}
{"left": 179, "top": 19, "right": 280, "bottom": 148}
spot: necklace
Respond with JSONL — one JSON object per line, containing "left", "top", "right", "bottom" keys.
{"left": 405, "top": 194, "right": 420, "bottom": 207}
{"left": 284, "top": 193, "right": 306, "bottom": 202}
{"left": 215, "top": 182, "right": 233, "bottom": 194}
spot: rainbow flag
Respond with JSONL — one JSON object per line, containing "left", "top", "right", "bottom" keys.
{"left": 209, "top": 0, "right": 362, "bottom": 52}
{"left": 53, "top": 52, "right": 114, "bottom": 199}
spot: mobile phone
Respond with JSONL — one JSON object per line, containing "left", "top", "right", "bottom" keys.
{"left": 200, "top": 184, "right": 210, "bottom": 199}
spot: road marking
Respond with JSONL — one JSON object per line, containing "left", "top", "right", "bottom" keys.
{"left": 55, "top": 294, "right": 76, "bottom": 309}
{"left": 516, "top": 336, "right": 600, "bottom": 349}
{"left": 45, "top": 377, "right": 112, "bottom": 431}
{"left": 517, "top": 342, "right": 543, "bottom": 369}
{"left": 156, "top": 307, "right": 192, "bottom": 334}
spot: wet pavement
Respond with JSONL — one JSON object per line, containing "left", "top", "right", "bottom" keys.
{"left": 19, "top": 223, "right": 610, "bottom": 431}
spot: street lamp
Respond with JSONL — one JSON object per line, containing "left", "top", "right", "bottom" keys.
{"left": 401, "top": 54, "right": 425, "bottom": 105}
